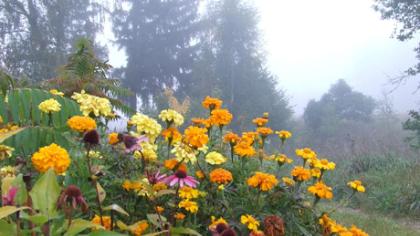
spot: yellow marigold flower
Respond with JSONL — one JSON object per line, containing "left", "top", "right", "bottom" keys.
{"left": 122, "top": 179, "right": 150, "bottom": 196}
{"left": 256, "top": 127, "right": 273, "bottom": 137}
{"left": 210, "top": 109, "right": 233, "bottom": 127}
{"left": 178, "top": 199, "right": 198, "bottom": 213}
{"left": 314, "top": 159, "right": 336, "bottom": 171}
{"left": 209, "top": 216, "right": 228, "bottom": 230}
{"left": 179, "top": 186, "right": 200, "bottom": 199}
{"left": 49, "top": 89, "right": 64, "bottom": 96}
{"left": 282, "top": 177, "right": 295, "bottom": 186}
{"left": 134, "top": 142, "right": 157, "bottom": 161}
{"left": 205, "top": 151, "right": 227, "bottom": 165}
{"left": 183, "top": 126, "right": 209, "bottom": 149}
{"left": 252, "top": 117, "right": 268, "bottom": 127}
{"left": 0, "top": 145, "right": 14, "bottom": 160}
{"left": 195, "top": 170, "right": 205, "bottom": 179}
{"left": 308, "top": 181, "right": 333, "bottom": 199}
{"left": 274, "top": 154, "right": 293, "bottom": 165}
{"left": 247, "top": 172, "right": 278, "bottom": 191}
{"left": 209, "top": 168, "right": 233, "bottom": 184}
{"left": 152, "top": 182, "right": 167, "bottom": 192}
{"left": 155, "top": 206, "right": 164, "bottom": 214}
{"left": 67, "top": 116, "right": 96, "bottom": 133}
{"left": 311, "top": 168, "right": 321, "bottom": 178}
{"left": 171, "top": 143, "right": 197, "bottom": 164}
{"left": 234, "top": 141, "right": 256, "bottom": 157}
{"left": 159, "top": 109, "right": 184, "bottom": 126}
{"left": 275, "top": 130, "right": 292, "bottom": 140}
{"left": 108, "top": 132, "right": 119, "bottom": 145}
{"left": 0, "top": 166, "right": 17, "bottom": 178}
{"left": 349, "top": 225, "right": 369, "bottom": 236}
{"left": 130, "top": 113, "right": 162, "bottom": 142}
{"left": 31, "top": 143, "right": 71, "bottom": 174}
{"left": 242, "top": 132, "right": 258, "bottom": 143}
{"left": 202, "top": 96, "right": 223, "bottom": 110}
{"left": 223, "top": 132, "right": 240, "bottom": 145}
{"left": 347, "top": 180, "right": 365, "bottom": 193}
{"left": 174, "top": 212, "right": 186, "bottom": 220}
{"left": 86, "top": 150, "right": 103, "bottom": 159}
{"left": 72, "top": 90, "right": 112, "bottom": 117}
{"left": 296, "top": 148, "right": 317, "bottom": 160}
{"left": 161, "top": 127, "right": 182, "bottom": 144}
{"left": 131, "top": 220, "right": 149, "bottom": 236}
{"left": 241, "top": 214, "right": 260, "bottom": 231}
{"left": 38, "top": 98, "right": 61, "bottom": 113}
{"left": 91, "top": 215, "right": 112, "bottom": 230}
{"left": 122, "top": 180, "right": 132, "bottom": 191}
{"left": 291, "top": 166, "right": 311, "bottom": 182}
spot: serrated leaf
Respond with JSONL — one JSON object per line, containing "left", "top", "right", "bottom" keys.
{"left": 29, "top": 168, "right": 61, "bottom": 217}
{"left": 103, "top": 204, "right": 129, "bottom": 216}
{"left": 64, "top": 219, "right": 103, "bottom": 236}
{"left": 0, "top": 206, "right": 30, "bottom": 219}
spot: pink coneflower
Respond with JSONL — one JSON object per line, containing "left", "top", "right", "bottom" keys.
{"left": 163, "top": 170, "right": 199, "bottom": 188}
{"left": 147, "top": 170, "right": 166, "bottom": 184}
{"left": 120, "top": 134, "right": 148, "bottom": 153}
{"left": 2, "top": 187, "right": 18, "bottom": 206}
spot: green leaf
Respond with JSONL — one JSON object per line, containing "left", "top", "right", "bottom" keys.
{"left": 86, "top": 230, "right": 126, "bottom": 236}
{"left": 103, "top": 204, "right": 129, "bottom": 216}
{"left": 0, "top": 219, "right": 16, "bottom": 236}
{"left": 155, "top": 189, "right": 175, "bottom": 198}
{"left": 96, "top": 182, "right": 106, "bottom": 203}
{"left": 0, "top": 127, "right": 25, "bottom": 143}
{"left": 29, "top": 168, "right": 61, "bottom": 217}
{"left": 170, "top": 227, "right": 202, "bottom": 236}
{"left": 142, "top": 231, "right": 169, "bottom": 236}
{"left": 64, "top": 219, "right": 102, "bottom": 236}
{"left": 0, "top": 206, "right": 30, "bottom": 219}
{"left": 146, "top": 214, "right": 167, "bottom": 228}
{"left": 11, "top": 174, "right": 27, "bottom": 206}
{"left": 20, "top": 212, "right": 49, "bottom": 226}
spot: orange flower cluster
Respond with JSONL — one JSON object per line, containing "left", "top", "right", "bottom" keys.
{"left": 209, "top": 168, "right": 233, "bottom": 184}
{"left": 183, "top": 126, "right": 209, "bottom": 149}
{"left": 247, "top": 172, "right": 278, "bottom": 191}
{"left": 210, "top": 109, "right": 233, "bottom": 127}
{"left": 202, "top": 96, "right": 222, "bottom": 110}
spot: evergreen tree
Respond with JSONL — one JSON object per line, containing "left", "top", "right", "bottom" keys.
{"left": 0, "top": 0, "right": 106, "bottom": 81}
{"left": 113, "top": 0, "right": 201, "bottom": 110}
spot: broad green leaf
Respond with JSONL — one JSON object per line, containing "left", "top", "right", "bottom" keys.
{"left": 170, "top": 227, "right": 202, "bottom": 236}
{"left": 29, "top": 168, "right": 61, "bottom": 217}
{"left": 146, "top": 214, "right": 167, "bottom": 228}
{"left": 103, "top": 204, "right": 129, "bottom": 216}
{"left": 64, "top": 219, "right": 103, "bottom": 236}
{"left": 20, "top": 212, "right": 49, "bottom": 226}
{"left": 0, "top": 219, "right": 16, "bottom": 236}
{"left": 11, "top": 174, "right": 27, "bottom": 205}
{"left": 0, "top": 206, "right": 30, "bottom": 219}
{"left": 96, "top": 182, "right": 106, "bottom": 203}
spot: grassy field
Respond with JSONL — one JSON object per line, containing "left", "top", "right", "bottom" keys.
{"left": 320, "top": 204, "right": 420, "bottom": 236}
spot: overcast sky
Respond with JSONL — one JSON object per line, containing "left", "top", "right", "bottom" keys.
{"left": 105, "top": 0, "right": 419, "bottom": 115}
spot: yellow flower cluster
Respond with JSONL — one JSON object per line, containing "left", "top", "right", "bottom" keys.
{"left": 178, "top": 199, "right": 198, "bottom": 213}
{"left": 347, "top": 180, "right": 366, "bottom": 193}
{"left": 130, "top": 113, "right": 162, "bottom": 141}
{"left": 282, "top": 177, "right": 295, "bottom": 187}
{"left": 319, "top": 214, "right": 368, "bottom": 236}
{"left": 241, "top": 214, "right": 260, "bottom": 231}
{"left": 205, "top": 151, "right": 227, "bottom": 165}
{"left": 276, "top": 130, "right": 292, "bottom": 140}
{"left": 308, "top": 181, "right": 333, "bottom": 199}
{"left": 67, "top": 115, "right": 97, "bottom": 133}
{"left": 91, "top": 215, "right": 112, "bottom": 230}
{"left": 49, "top": 89, "right": 64, "bottom": 96}
{"left": 38, "top": 98, "right": 61, "bottom": 113}
{"left": 179, "top": 186, "right": 200, "bottom": 199}
{"left": 270, "top": 154, "right": 293, "bottom": 165}
{"left": 296, "top": 147, "right": 317, "bottom": 160}
{"left": 72, "top": 90, "right": 112, "bottom": 117}
{"left": 159, "top": 109, "right": 184, "bottom": 126}
{"left": 134, "top": 142, "right": 158, "bottom": 161}
{"left": 247, "top": 172, "right": 279, "bottom": 191}
{"left": 314, "top": 158, "right": 336, "bottom": 171}
{"left": 209, "top": 216, "right": 228, "bottom": 230}
{"left": 291, "top": 166, "right": 311, "bottom": 182}
{"left": 31, "top": 143, "right": 71, "bottom": 174}
{"left": 0, "top": 166, "right": 17, "bottom": 178}
{"left": 0, "top": 144, "right": 14, "bottom": 160}
{"left": 171, "top": 143, "right": 197, "bottom": 163}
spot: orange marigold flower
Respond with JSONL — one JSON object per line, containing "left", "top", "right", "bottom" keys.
{"left": 252, "top": 117, "right": 268, "bottom": 127}
{"left": 234, "top": 141, "right": 256, "bottom": 157}
{"left": 242, "top": 132, "right": 258, "bottom": 143}
{"left": 67, "top": 115, "right": 97, "bottom": 133}
{"left": 275, "top": 130, "right": 292, "bottom": 140}
{"left": 164, "top": 159, "right": 187, "bottom": 172}
{"left": 174, "top": 212, "right": 186, "bottom": 220}
{"left": 209, "top": 168, "right": 233, "bottom": 184}
{"left": 247, "top": 172, "right": 278, "bottom": 191}
{"left": 155, "top": 206, "right": 165, "bottom": 214}
{"left": 223, "top": 132, "right": 240, "bottom": 144}
{"left": 184, "top": 126, "right": 209, "bottom": 149}
{"left": 291, "top": 166, "right": 311, "bottom": 182}
{"left": 108, "top": 132, "right": 119, "bottom": 145}
{"left": 349, "top": 225, "right": 369, "bottom": 236}
{"left": 31, "top": 143, "right": 71, "bottom": 174}
{"left": 308, "top": 181, "right": 333, "bottom": 199}
{"left": 202, "top": 96, "right": 223, "bottom": 110}
{"left": 195, "top": 170, "right": 205, "bottom": 179}
{"left": 210, "top": 109, "right": 233, "bottom": 127}
{"left": 131, "top": 220, "right": 149, "bottom": 236}
{"left": 295, "top": 148, "right": 317, "bottom": 160}
{"left": 257, "top": 127, "right": 273, "bottom": 137}
{"left": 347, "top": 180, "right": 365, "bottom": 193}
{"left": 161, "top": 127, "right": 182, "bottom": 143}
{"left": 91, "top": 215, "right": 112, "bottom": 230}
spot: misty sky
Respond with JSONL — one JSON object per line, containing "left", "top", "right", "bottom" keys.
{"left": 104, "top": 0, "right": 419, "bottom": 115}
